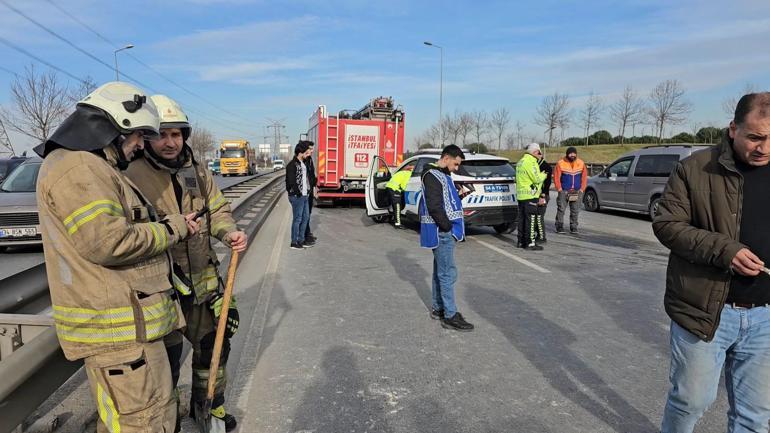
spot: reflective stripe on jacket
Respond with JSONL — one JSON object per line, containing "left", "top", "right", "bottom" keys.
{"left": 554, "top": 158, "right": 587, "bottom": 191}
{"left": 38, "top": 147, "right": 188, "bottom": 360}
{"left": 515, "top": 153, "right": 546, "bottom": 200}
{"left": 126, "top": 148, "right": 237, "bottom": 304}
{"left": 419, "top": 168, "right": 465, "bottom": 248}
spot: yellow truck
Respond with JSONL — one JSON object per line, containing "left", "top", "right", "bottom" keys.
{"left": 219, "top": 140, "right": 257, "bottom": 176}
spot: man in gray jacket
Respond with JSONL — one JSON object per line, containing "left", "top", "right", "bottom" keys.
{"left": 654, "top": 92, "right": 770, "bottom": 433}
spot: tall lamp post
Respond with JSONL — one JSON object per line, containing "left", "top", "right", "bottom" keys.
{"left": 113, "top": 44, "right": 134, "bottom": 81}
{"left": 423, "top": 41, "right": 443, "bottom": 146}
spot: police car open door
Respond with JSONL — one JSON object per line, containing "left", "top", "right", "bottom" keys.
{"left": 365, "top": 155, "right": 391, "bottom": 219}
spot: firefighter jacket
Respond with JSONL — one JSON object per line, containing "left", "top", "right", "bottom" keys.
{"left": 126, "top": 148, "right": 237, "bottom": 304}
{"left": 37, "top": 146, "right": 189, "bottom": 361}
{"left": 554, "top": 157, "right": 588, "bottom": 192}
{"left": 386, "top": 170, "right": 412, "bottom": 192}
{"left": 516, "top": 153, "right": 547, "bottom": 201}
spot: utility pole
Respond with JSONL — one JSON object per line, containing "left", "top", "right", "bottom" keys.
{"left": 266, "top": 118, "right": 286, "bottom": 160}
{"left": 0, "top": 118, "right": 15, "bottom": 157}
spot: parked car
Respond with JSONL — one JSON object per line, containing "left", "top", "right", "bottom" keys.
{"left": 0, "top": 156, "right": 28, "bottom": 183}
{"left": 208, "top": 159, "right": 221, "bottom": 175}
{"left": 0, "top": 158, "right": 43, "bottom": 251}
{"left": 366, "top": 150, "right": 518, "bottom": 233}
{"left": 583, "top": 145, "right": 710, "bottom": 218}
{"left": 272, "top": 159, "right": 285, "bottom": 171}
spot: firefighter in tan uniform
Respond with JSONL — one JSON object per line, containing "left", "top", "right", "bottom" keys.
{"left": 126, "top": 95, "right": 247, "bottom": 432}
{"left": 35, "top": 82, "right": 202, "bottom": 433}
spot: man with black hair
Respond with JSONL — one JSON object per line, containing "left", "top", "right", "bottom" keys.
{"left": 286, "top": 141, "right": 313, "bottom": 249}
{"left": 420, "top": 144, "right": 474, "bottom": 332}
{"left": 126, "top": 95, "right": 246, "bottom": 432}
{"left": 655, "top": 92, "right": 770, "bottom": 432}
{"left": 536, "top": 153, "right": 553, "bottom": 243}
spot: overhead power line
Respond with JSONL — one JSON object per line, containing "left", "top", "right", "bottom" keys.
{"left": 0, "top": 35, "right": 88, "bottom": 84}
{"left": 43, "top": 0, "right": 258, "bottom": 128}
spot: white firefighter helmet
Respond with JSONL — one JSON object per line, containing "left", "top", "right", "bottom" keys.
{"left": 150, "top": 94, "right": 191, "bottom": 140}
{"left": 78, "top": 81, "right": 160, "bottom": 138}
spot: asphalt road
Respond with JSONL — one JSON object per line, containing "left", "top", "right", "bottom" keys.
{"left": 223, "top": 199, "right": 730, "bottom": 433}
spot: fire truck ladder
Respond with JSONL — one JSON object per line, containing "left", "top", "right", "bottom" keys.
{"left": 326, "top": 114, "right": 340, "bottom": 187}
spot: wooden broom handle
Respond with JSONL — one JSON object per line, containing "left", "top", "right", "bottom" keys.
{"left": 206, "top": 250, "right": 239, "bottom": 400}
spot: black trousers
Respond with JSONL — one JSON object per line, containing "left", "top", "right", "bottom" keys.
{"left": 387, "top": 189, "right": 403, "bottom": 225}
{"left": 517, "top": 199, "right": 538, "bottom": 247}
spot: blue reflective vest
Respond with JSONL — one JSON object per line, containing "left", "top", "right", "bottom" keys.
{"left": 419, "top": 168, "right": 465, "bottom": 249}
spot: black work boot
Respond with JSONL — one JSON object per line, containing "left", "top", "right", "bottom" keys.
{"left": 441, "top": 312, "right": 474, "bottom": 332}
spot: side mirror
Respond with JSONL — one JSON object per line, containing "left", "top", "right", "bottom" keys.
{"left": 609, "top": 173, "right": 618, "bottom": 181}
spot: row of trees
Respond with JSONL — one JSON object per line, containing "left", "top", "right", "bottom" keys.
{"left": 0, "top": 64, "right": 217, "bottom": 161}
{"left": 415, "top": 80, "right": 754, "bottom": 150}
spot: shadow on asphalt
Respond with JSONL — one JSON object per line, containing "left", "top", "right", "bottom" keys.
{"left": 291, "top": 346, "right": 393, "bottom": 433}
{"left": 386, "top": 248, "right": 432, "bottom": 313}
{"left": 465, "top": 285, "right": 657, "bottom": 433}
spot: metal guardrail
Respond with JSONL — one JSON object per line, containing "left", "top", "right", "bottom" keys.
{"left": 0, "top": 171, "right": 285, "bottom": 433}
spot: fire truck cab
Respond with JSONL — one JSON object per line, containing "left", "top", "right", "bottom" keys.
{"left": 307, "top": 97, "right": 405, "bottom": 204}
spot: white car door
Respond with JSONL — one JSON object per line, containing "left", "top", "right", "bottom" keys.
{"left": 402, "top": 157, "right": 435, "bottom": 216}
{"left": 365, "top": 155, "right": 392, "bottom": 218}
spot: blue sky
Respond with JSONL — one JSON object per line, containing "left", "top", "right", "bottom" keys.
{"left": 1, "top": 0, "right": 769, "bottom": 153}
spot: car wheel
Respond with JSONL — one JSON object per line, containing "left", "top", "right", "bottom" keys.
{"left": 649, "top": 197, "right": 661, "bottom": 220}
{"left": 493, "top": 223, "right": 512, "bottom": 234}
{"left": 583, "top": 189, "right": 599, "bottom": 212}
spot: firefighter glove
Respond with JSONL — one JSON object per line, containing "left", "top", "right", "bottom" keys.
{"left": 209, "top": 294, "right": 239, "bottom": 338}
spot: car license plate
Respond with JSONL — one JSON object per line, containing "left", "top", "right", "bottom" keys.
{"left": 484, "top": 184, "right": 510, "bottom": 193}
{"left": 0, "top": 227, "right": 38, "bottom": 238}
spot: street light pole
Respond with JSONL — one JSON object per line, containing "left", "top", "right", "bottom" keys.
{"left": 424, "top": 41, "right": 444, "bottom": 146}
{"left": 113, "top": 44, "right": 134, "bottom": 81}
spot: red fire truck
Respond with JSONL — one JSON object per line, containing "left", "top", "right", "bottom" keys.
{"left": 307, "top": 97, "right": 405, "bottom": 203}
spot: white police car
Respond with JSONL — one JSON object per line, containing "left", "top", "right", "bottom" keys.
{"left": 365, "top": 150, "right": 518, "bottom": 233}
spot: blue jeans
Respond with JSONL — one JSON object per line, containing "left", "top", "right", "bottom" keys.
{"left": 288, "top": 195, "right": 309, "bottom": 244}
{"left": 431, "top": 232, "right": 457, "bottom": 319}
{"left": 661, "top": 305, "right": 770, "bottom": 433}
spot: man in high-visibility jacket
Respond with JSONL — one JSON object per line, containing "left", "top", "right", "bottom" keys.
{"left": 553, "top": 146, "right": 588, "bottom": 234}
{"left": 36, "top": 82, "right": 200, "bottom": 433}
{"left": 385, "top": 165, "right": 413, "bottom": 228}
{"left": 126, "top": 95, "right": 247, "bottom": 432}
{"left": 516, "top": 143, "right": 547, "bottom": 250}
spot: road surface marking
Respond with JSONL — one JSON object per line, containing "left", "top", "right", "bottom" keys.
{"left": 470, "top": 237, "right": 551, "bottom": 274}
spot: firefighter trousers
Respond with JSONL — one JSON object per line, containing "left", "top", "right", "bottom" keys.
{"left": 165, "top": 297, "right": 228, "bottom": 409}
{"left": 84, "top": 340, "right": 176, "bottom": 433}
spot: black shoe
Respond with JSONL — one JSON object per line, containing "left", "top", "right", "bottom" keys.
{"left": 526, "top": 243, "right": 544, "bottom": 251}
{"left": 290, "top": 242, "right": 303, "bottom": 250}
{"left": 536, "top": 238, "right": 547, "bottom": 244}
{"left": 302, "top": 239, "right": 315, "bottom": 248}
{"left": 305, "top": 233, "right": 317, "bottom": 242}
{"left": 555, "top": 227, "right": 566, "bottom": 234}
{"left": 430, "top": 308, "right": 444, "bottom": 320}
{"left": 441, "top": 312, "right": 474, "bottom": 332}
{"left": 394, "top": 224, "right": 407, "bottom": 230}
{"left": 570, "top": 228, "right": 579, "bottom": 235}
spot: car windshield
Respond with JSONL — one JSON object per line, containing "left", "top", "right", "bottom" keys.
{"left": 1, "top": 163, "right": 41, "bottom": 192}
{"left": 221, "top": 149, "right": 245, "bottom": 158}
{"left": 460, "top": 160, "right": 516, "bottom": 178}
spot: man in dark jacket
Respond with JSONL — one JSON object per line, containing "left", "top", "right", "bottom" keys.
{"left": 285, "top": 141, "right": 313, "bottom": 249}
{"left": 419, "top": 144, "right": 474, "bottom": 332}
{"left": 654, "top": 92, "right": 770, "bottom": 433}
{"left": 304, "top": 141, "right": 318, "bottom": 243}
{"left": 535, "top": 155, "right": 552, "bottom": 243}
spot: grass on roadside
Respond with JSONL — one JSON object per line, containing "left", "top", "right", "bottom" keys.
{"left": 495, "top": 143, "right": 651, "bottom": 164}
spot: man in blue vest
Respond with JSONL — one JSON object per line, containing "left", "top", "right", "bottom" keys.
{"left": 419, "top": 144, "right": 474, "bottom": 332}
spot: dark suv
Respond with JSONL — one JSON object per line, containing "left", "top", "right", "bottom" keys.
{"left": 584, "top": 145, "right": 710, "bottom": 218}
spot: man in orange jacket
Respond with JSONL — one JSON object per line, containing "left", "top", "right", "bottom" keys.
{"left": 553, "top": 146, "right": 588, "bottom": 234}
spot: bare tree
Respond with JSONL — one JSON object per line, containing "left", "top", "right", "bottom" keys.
{"left": 456, "top": 111, "right": 473, "bottom": 146}
{"left": 68, "top": 75, "right": 98, "bottom": 103}
{"left": 188, "top": 122, "right": 216, "bottom": 162}
{"left": 647, "top": 79, "right": 693, "bottom": 144}
{"left": 580, "top": 91, "right": 604, "bottom": 146}
{"left": 722, "top": 83, "right": 758, "bottom": 119}
{"left": 0, "top": 65, "right": 72, "bottom": 142}
{"left": 0, "top": 117, "right": 15, "bottom": 156}
{"left": 490, "top": 107, "right": 511, "bottom": 151}
{"left": 609, "top": 85, "right": 644, "bottom": 144}
{"left": 442, "top": 114, "right": 460, "bottom": 145}
{"left": 470, "top": 110, "right": 488, "bottom": 146}
{"left": 514, "top": 120, "right": 525, "bottom": 149}
{"left": 504, "top": 132, "right": 516, "bottom": 150}
{"left": 534, "top": 92, "right": 570, "bottom": 147}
